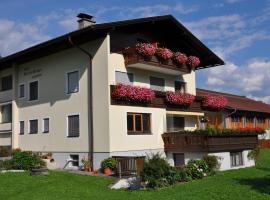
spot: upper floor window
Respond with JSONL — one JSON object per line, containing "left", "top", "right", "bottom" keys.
{"left": 43, "top": 118, "right": 49, "bottom": 133}
{"left": 257, "top": 118, "right": 266, "bottom": 124}
{"left": 1, "top": 104, "right": 12, "bottom": 123}
{"left": 1, "top": 75, "right": 12, "bottom": 91}
{"left": 29, "top": 119, "right": 38, "bottom": 134}
{"left": 127, "top": 113, "right": 151, "bottom": 134}
{"left": 29, "top": 81, "right": 38, "bottom": 101}
{"left": 231, "top": 116, "right": 242, "bottom": 123}
{"left": 175, "top": 81, "right": 186, "bottom": 93}
{"left": 246, "top": 117, "right": 254, "bottom": 123}
{"left": 150, "top": 76, "right": 165, "bottom": 91}
{"left": 68, "top": 115, "right": 80, "bottom": 137}
{"left": 115, "top": 71, "right": 133, "bottom": 85}
{"left": 19, "top": 84, "right": 25, "bottom": 98}
{"left": 67, "top": 71, "right": 79, "bottom": 94}
{"left": 19, "top": 121, "right": 24, "bottom": 135}
{"left": 166, "top": 115, "right": 185, "bottom": 132}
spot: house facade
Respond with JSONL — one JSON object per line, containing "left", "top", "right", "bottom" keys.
{"left": 0, "top": 14, "right": 257, "bottom": 171}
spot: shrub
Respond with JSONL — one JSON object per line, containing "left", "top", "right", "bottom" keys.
{"left": 101, "top": 157, "right": 117, "bottom": 170}
{"left": 176, "top": 166, "right": 191, "bottom": 182}
{"left": 10, "top": 151, "right": 46, "bottom": 170}
{"left": 203, "top": 155, "right": 220, "bottom": 173}
{"left": 186, "top": 159, "right": 209, "bottom": 180}
{"left": 11, "top": 148, "right": 21, "bottom": 156}
{"left": 140, "top": 153, "right": 180, "bottom": 188}
{"left": 248, "top": 147, "right": 261, "bottom": 166}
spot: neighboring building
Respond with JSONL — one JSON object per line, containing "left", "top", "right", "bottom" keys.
{"left": 0, "top": 14, "right": 257, "bottom": 171}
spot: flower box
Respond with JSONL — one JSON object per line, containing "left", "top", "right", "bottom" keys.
{"left": 166, "top": 91, "right": 195, "bottom": 106}
{"left": 202, "top": 95, "right": 228, "bottom": 110}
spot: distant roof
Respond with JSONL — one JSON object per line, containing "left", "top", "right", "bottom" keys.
{"left": 0, "top": 15, "right": 224, "bottom": 70}
{"left": 197, "top": 88, "right": 270, "bottom": 114}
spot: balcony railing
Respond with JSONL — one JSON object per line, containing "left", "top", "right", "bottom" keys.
{"left": 162, "top": 132, "right": 258, "bottom": 152}
{"left": 0, "top": 122, "right": 12, "bottom": 133}
{"left": 122, "top": 47, "right": 190, "bottom": 75}
{"left": 0, "top": 89, "right": 13, "bottom": 103}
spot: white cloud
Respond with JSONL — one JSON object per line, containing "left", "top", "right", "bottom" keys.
{"left": 226, "top": 0, "right": 244, "bottom": 3}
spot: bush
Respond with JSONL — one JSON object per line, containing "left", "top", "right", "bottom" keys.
{"left": 176, "top": 166, "right": 191, "bottom": 182}
{"left": 9, "top": 151, "right": 46, "bottom": 170}
{"left": 186, "top": 159, "right": 209, "bottom": 180}
{"left": 203, "top": 155, "right": 220, "bottom": 173}
{"left": 248, "top": 147, "right": 261, "bottom": 166}
{"left": 11, "top": 148, "right": 21, "bottom": 156}
{"left": 101, "top": 157, "right": 117, "bottom": 170}
{"left": 140, "top": 153, "right": 180, "bottom": 188}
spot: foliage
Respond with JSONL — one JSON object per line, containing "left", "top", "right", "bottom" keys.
{"left": 166, "top": 91, "right": 195, "bottom": 106}
{"left": 186, "top": 159, "right": 209, "bottom": 180}
{"left": 6, "top": 151, "right": 46, "bottom": 170}
{"left": 156, "top": 47, "right": 173, "bottom": 60}
{"left": 0, "top": 146, "right": 11, "bottom": 157}
{"left": 136, "top": 43, "right": 157, "bottom": 57}
{"left": 202, "top": 95, "right": 228, "bottom": 110}
{"left": 112, "top": 84, "right": 155, "bottom": 103}
{"left": 81, "top": 157, "right": 91, "bottom": 168}
{"left": 140, "top": 153, "right": 180, "bottom": 188}
{"left": 176, "top": 166, "right": 192, "bottom": 182}
{"left": 11, "top": 148, "right": 21, "bottom": 156}
{"left": 173, "top": 52, "right": 188, "bottom": 65}
{"left": 248, "top": 147, "right": 261, "bottom": 166}
{"left": 203, "top": 155, "right": 220, "bottom": 173}
{"left": 187, "top": 56, "right": 200, "bottom": 69}
{"left": 101, "top": 157, "right": 117, "bottom": 170}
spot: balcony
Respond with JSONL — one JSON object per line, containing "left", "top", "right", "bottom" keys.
{"left": 0, "top": 89, "right": 13, "bottom": 103}
{"left": 122, "top": 47, "right": 190, "bottom": 75}
{"left": 0, "top": 123, "right": 12, "bottom": 133}
{"left": 162, "top": 132, "right": 258, "bottom": 152}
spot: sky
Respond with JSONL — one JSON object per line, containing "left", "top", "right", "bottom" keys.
{"left": 0, "top": 0, "right": 270, "bottom": 102}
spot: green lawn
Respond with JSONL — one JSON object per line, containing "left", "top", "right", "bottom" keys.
{"left": 1, "top": 149, "right": 270, "bottom": 200}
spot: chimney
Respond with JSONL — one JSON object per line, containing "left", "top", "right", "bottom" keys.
{"left": 77, "top": 13, "right": 96, "bottom": 29}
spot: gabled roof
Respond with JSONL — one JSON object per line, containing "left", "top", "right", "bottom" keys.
{"left": 197, "top": 88, "right": 270, "bottom": 114}
{"left": 0, "top": 15, "right": 224, "bottom": 70}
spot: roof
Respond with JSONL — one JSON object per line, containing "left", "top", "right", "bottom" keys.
{"left": 0, "top": 15, "right": 224, "bottom": 70}
{"left": 197, "top": 88, "right": 270, "bottom": 114}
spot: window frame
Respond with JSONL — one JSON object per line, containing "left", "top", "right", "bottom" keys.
{"left": 18, "top": 83, "right": 25, "bottom": 99}
{"left": 29, "top": 119, "right": 38, "bottom": 134}
{"left": 28, "top": 80, "right": 39, "bottom": 102}
{"left": 66, "top": 70, "right": 80, "bottom": 94}
{"left": 127, "top": 112, "right": 151, "bottom": 135}
{"left": 19, "top": 121, "right": 25, "bottom": 135}
{"left": 230, "top": 151, "right": 243, "bottom": 167}
{"left": 67, "top": 114, "right": 80, "bottom": 138}
{"left": 42, "top": 118, "right": 49, "bottom": 133}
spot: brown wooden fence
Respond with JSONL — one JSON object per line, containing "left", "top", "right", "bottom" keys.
{"left": 259, "top": 139, "right": 270, "bottom": 148}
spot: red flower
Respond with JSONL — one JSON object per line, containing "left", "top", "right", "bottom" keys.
{"left": 136, "top": 43, "right": 157, "bottom": 57}
{"left": 112, "top": 84, "right": 155, "bottom": 103}
{"left": 166, "top": 91, "right": 195, "bottom": 106}
{"left": 156, "top": 48, "right": 173, "bottom": 60}
{"left": 202, "top": 95, "right": 228, "bottom": 110}
{"left": 173, "top": 52, "right": 188, "bottom": 65}
{"left": 187, "top": 56, "right": 200, "bottom": 69}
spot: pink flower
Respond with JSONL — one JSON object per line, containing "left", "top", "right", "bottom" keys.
{"left": 202, "top": 95, "right": 228, "bottom": 110}
{"left": 187, "top": 56, "right": 200, "bottom": 69}
{"left": 136, "top": 43, "right": 157, "bottom": 57}
{"left": 173, "top": 52, "right": 188, "bottom": 65}
{"left": 156, "top": 48, "right": 174, "bottom": 60}
{"left": 166, "top": 91, "right": 195, "bottom": 106}
{"left": 112, "top": 84, "right": 155, "bottom": 103}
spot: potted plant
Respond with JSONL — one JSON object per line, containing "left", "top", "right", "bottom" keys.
{"left": 187, "top": 56, "right": 200, "bottom": 70}
{"left": 101, "top": 157, "right": 117, "bottom": 175}
{"left": 173, "top": 52, "right": 187, "bottom": 66}
{"left": 135, "top": 42, "right": 157, "bottom": 58}
{"left": 156, "top": 47, "right": 173, "bottom": 64}
{"left": 81, "top": 158, "right": 92, "bottom": 172}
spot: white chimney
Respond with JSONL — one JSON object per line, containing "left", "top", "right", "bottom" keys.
{"left": 77, "top": 13, "right": 96, "bottom": 29}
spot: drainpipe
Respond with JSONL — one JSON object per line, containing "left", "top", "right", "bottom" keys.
{"left": 68, "top": 36, "right": 94, "bottom": 169}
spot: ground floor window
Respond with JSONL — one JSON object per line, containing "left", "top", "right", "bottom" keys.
{"left": 173, "top": 153, "right": 185, "bottom": 167}
{"left": 127, "top": 113, "right": 151, "bottom": 134}
{"left": 69, "top": 154, "right": 79, "bottom": 167}
{"left": 230, "top": 151, "right": 243, "bottom": 167}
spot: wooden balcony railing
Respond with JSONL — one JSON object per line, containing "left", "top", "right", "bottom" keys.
{"left": 162, "top": 132, "right": 258, "bottom": 152}
{"left": 122, "top": 47, "right": 190, "bottom": 75}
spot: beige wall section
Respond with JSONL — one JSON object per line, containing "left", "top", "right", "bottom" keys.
{"left": 15, "top": 37, "right": 109, "bottom": 152}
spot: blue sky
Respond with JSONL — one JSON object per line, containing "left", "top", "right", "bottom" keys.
{"left": 1, "top": 0, "right": 270, "bottom": 102}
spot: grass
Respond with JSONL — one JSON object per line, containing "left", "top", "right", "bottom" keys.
{"left": 1, "top": 149, "right": 270, "bottom": 200}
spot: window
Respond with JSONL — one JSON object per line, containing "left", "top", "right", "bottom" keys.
{"left": 67, "top": 71, "right": 79, "bottom": 94}
{"left": 115, "top": 71, "right": 134, "bottom": 85}
{"left": 43, "top": 118, "right": 49, "bottom": 133}
{"left": 19, "top": 84, "right": 25, "bottom": 98}
{"left": 175, "top": 81, "right": 186, "bottom": 93}
{"left": 230, "top": 152, "right": 243, "bottom": 167}
{"left": 29, "top": 119, "right": 38, "bottom": 134}
{"left": 29, "top": 81, "right": 38, "bottom": 101}
{"left": 231, "top": 116, "right": 241, "bottom": 122}
{"left": 257, "top": 118, "right": 266, "bottom": 124}
{"left": 246, "top": 117, "right": 254, "bottom": 123}
{"left": 68, "top": 115, "right": 80, "bottom": 137}
{"left": 127, "top": 113, "right": 151, "bottom": 134}
{"left": 1, "top": 75, "right": 12, "bottom": 91}
{"left": 69, "top": 154, "right": 79, "bottom": 167}
{"left": 166, "top": 115, "right": 185, "bottom": 132}
{"left": 1, "top": 104, "right": 12, "bottom": 123}
{"left": 19, "top": 121, "right": 24, "bottom": 135}
{"left": 150, "top": 76, "right": 165, "bottom": 91}
{"left": 173, "top": 153, "right": 185, "bottom": 167}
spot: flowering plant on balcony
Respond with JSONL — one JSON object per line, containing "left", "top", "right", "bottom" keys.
{"left": 173, "top": 52, "right": 188, "bottom": 65}
{"left": 202, "top": 95, "right": 228, "bottom": 110}
{"left": 135, "top": 43, "right": 157, "bottom": 57}
{"left": 112, "top": 84, "right": 155, "bottom": 103}
{"left": 156, "top": 47, "right": 173, "bottom": 60}
{"left": 166, "top": 91, "right": 195, "bottom": 106}
{"left": 187, "top": 56, "right": 200, "bottom": 69}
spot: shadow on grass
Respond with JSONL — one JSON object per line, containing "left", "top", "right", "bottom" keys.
{"left": 235, "top": 175, "right": 270, "bottom": 195}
